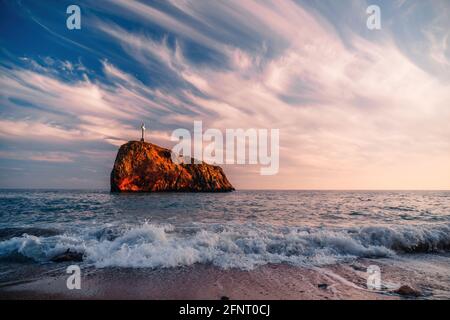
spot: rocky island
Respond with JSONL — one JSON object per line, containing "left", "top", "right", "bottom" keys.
{"left": 110, "top": 141, "right": 234, "bottom": 192}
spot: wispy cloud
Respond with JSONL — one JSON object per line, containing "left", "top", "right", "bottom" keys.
{"left": 1, "top": 0, "right": 449, "bottom": 189}
{"left": 0, "top": 150, "right": 75, "bottom": 163}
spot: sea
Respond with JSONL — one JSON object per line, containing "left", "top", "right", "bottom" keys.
{"left": 0, "top": 190, "right": 449, "bottom": 298}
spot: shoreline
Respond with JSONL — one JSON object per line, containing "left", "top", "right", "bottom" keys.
{"left": 2, "top": 256, "right": 445, "bottom": 300}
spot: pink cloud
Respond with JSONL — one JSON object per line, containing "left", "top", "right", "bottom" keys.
{"left": 1, "top": 0, "right": 449, "bottom": 189}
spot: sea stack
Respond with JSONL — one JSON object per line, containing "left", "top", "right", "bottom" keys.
{"left": 110, "top": 141, "right": 234, "bottom": 192}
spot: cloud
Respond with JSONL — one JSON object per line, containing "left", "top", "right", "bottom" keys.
{"left": 97, "top": 0, "right": 450, "bottom": 189}
{"left": 100, "top": 0, "right": 226, "bottom": 52}
{"left": 1, "top": 0, "right": 449, "bottom": 189}
{"left": 0, "top": 59, "right": 179, "bottom": 145}
{"left": 0, "top": 150, "right": 75, "bottom": 163}
{"left": 0, "top": 119, "right": 88, "bottom": 142}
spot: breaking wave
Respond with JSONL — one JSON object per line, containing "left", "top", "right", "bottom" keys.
{"left": 0, "top": 222, "right": 449, "bottom": 270}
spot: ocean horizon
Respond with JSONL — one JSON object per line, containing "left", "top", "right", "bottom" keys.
{"left": 2, "top": 188, "right": 450, "bottom": 191}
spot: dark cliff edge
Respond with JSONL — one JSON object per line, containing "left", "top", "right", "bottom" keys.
{"left": 110, "top": 141, "right": 234, "bottom": 192}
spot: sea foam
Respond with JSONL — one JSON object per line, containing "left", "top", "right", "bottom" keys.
{"left": 0, "top": 222, "right": 449, "bottom": 270}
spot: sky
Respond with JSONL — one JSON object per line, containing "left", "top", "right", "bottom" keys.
{"left": 0, "top": 0, "right": 449, "bottom": 190}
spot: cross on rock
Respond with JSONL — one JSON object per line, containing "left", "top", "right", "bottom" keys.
{"left": 140, "top": 122, "right": 146, "bottom": 142}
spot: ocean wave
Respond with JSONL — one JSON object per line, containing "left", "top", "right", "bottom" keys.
{"left": 0, "top": 222, "right": 448, "bottom": 270}
{"left": 0, "top": 227, "right": 60, "bottom": 241}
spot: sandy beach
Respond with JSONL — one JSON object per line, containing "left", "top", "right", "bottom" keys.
{"left": 1, "top": 254, "right": 449, "bottom": 300}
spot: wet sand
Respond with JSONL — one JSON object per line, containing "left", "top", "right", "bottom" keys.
{"left": 4, "top": 255, "right": 447, "bottom": 300}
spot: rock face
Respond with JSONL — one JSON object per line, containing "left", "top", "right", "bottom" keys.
{"left": 110, "top": 141, "right": 234, "bottom": 192}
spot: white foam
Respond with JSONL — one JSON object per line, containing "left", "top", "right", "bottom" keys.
{"left": 0, "top": 222, "right": 449, "bottom": 270}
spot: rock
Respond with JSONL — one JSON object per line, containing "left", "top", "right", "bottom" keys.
{"left": 318, "top": 283, "right": 328, "bottom": 289}
{"left": 220, "top": 296, "right": 230, "bottom": 300}
{"left": 110, "top": 141, "right": 234, "bottom": 192}
{"left": 393, "top": 285, "right": 421, "bottom": 297}
{"left": 51, "top": 249, "right": 83, "bottom": 262}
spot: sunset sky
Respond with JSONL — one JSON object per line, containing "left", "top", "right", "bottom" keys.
{"left": 1, "top": 0, "right": 449, "bottom": 189}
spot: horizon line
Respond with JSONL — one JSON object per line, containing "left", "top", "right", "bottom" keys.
{"left": 0, "top": 188, "right": 449, "bottom": 192}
